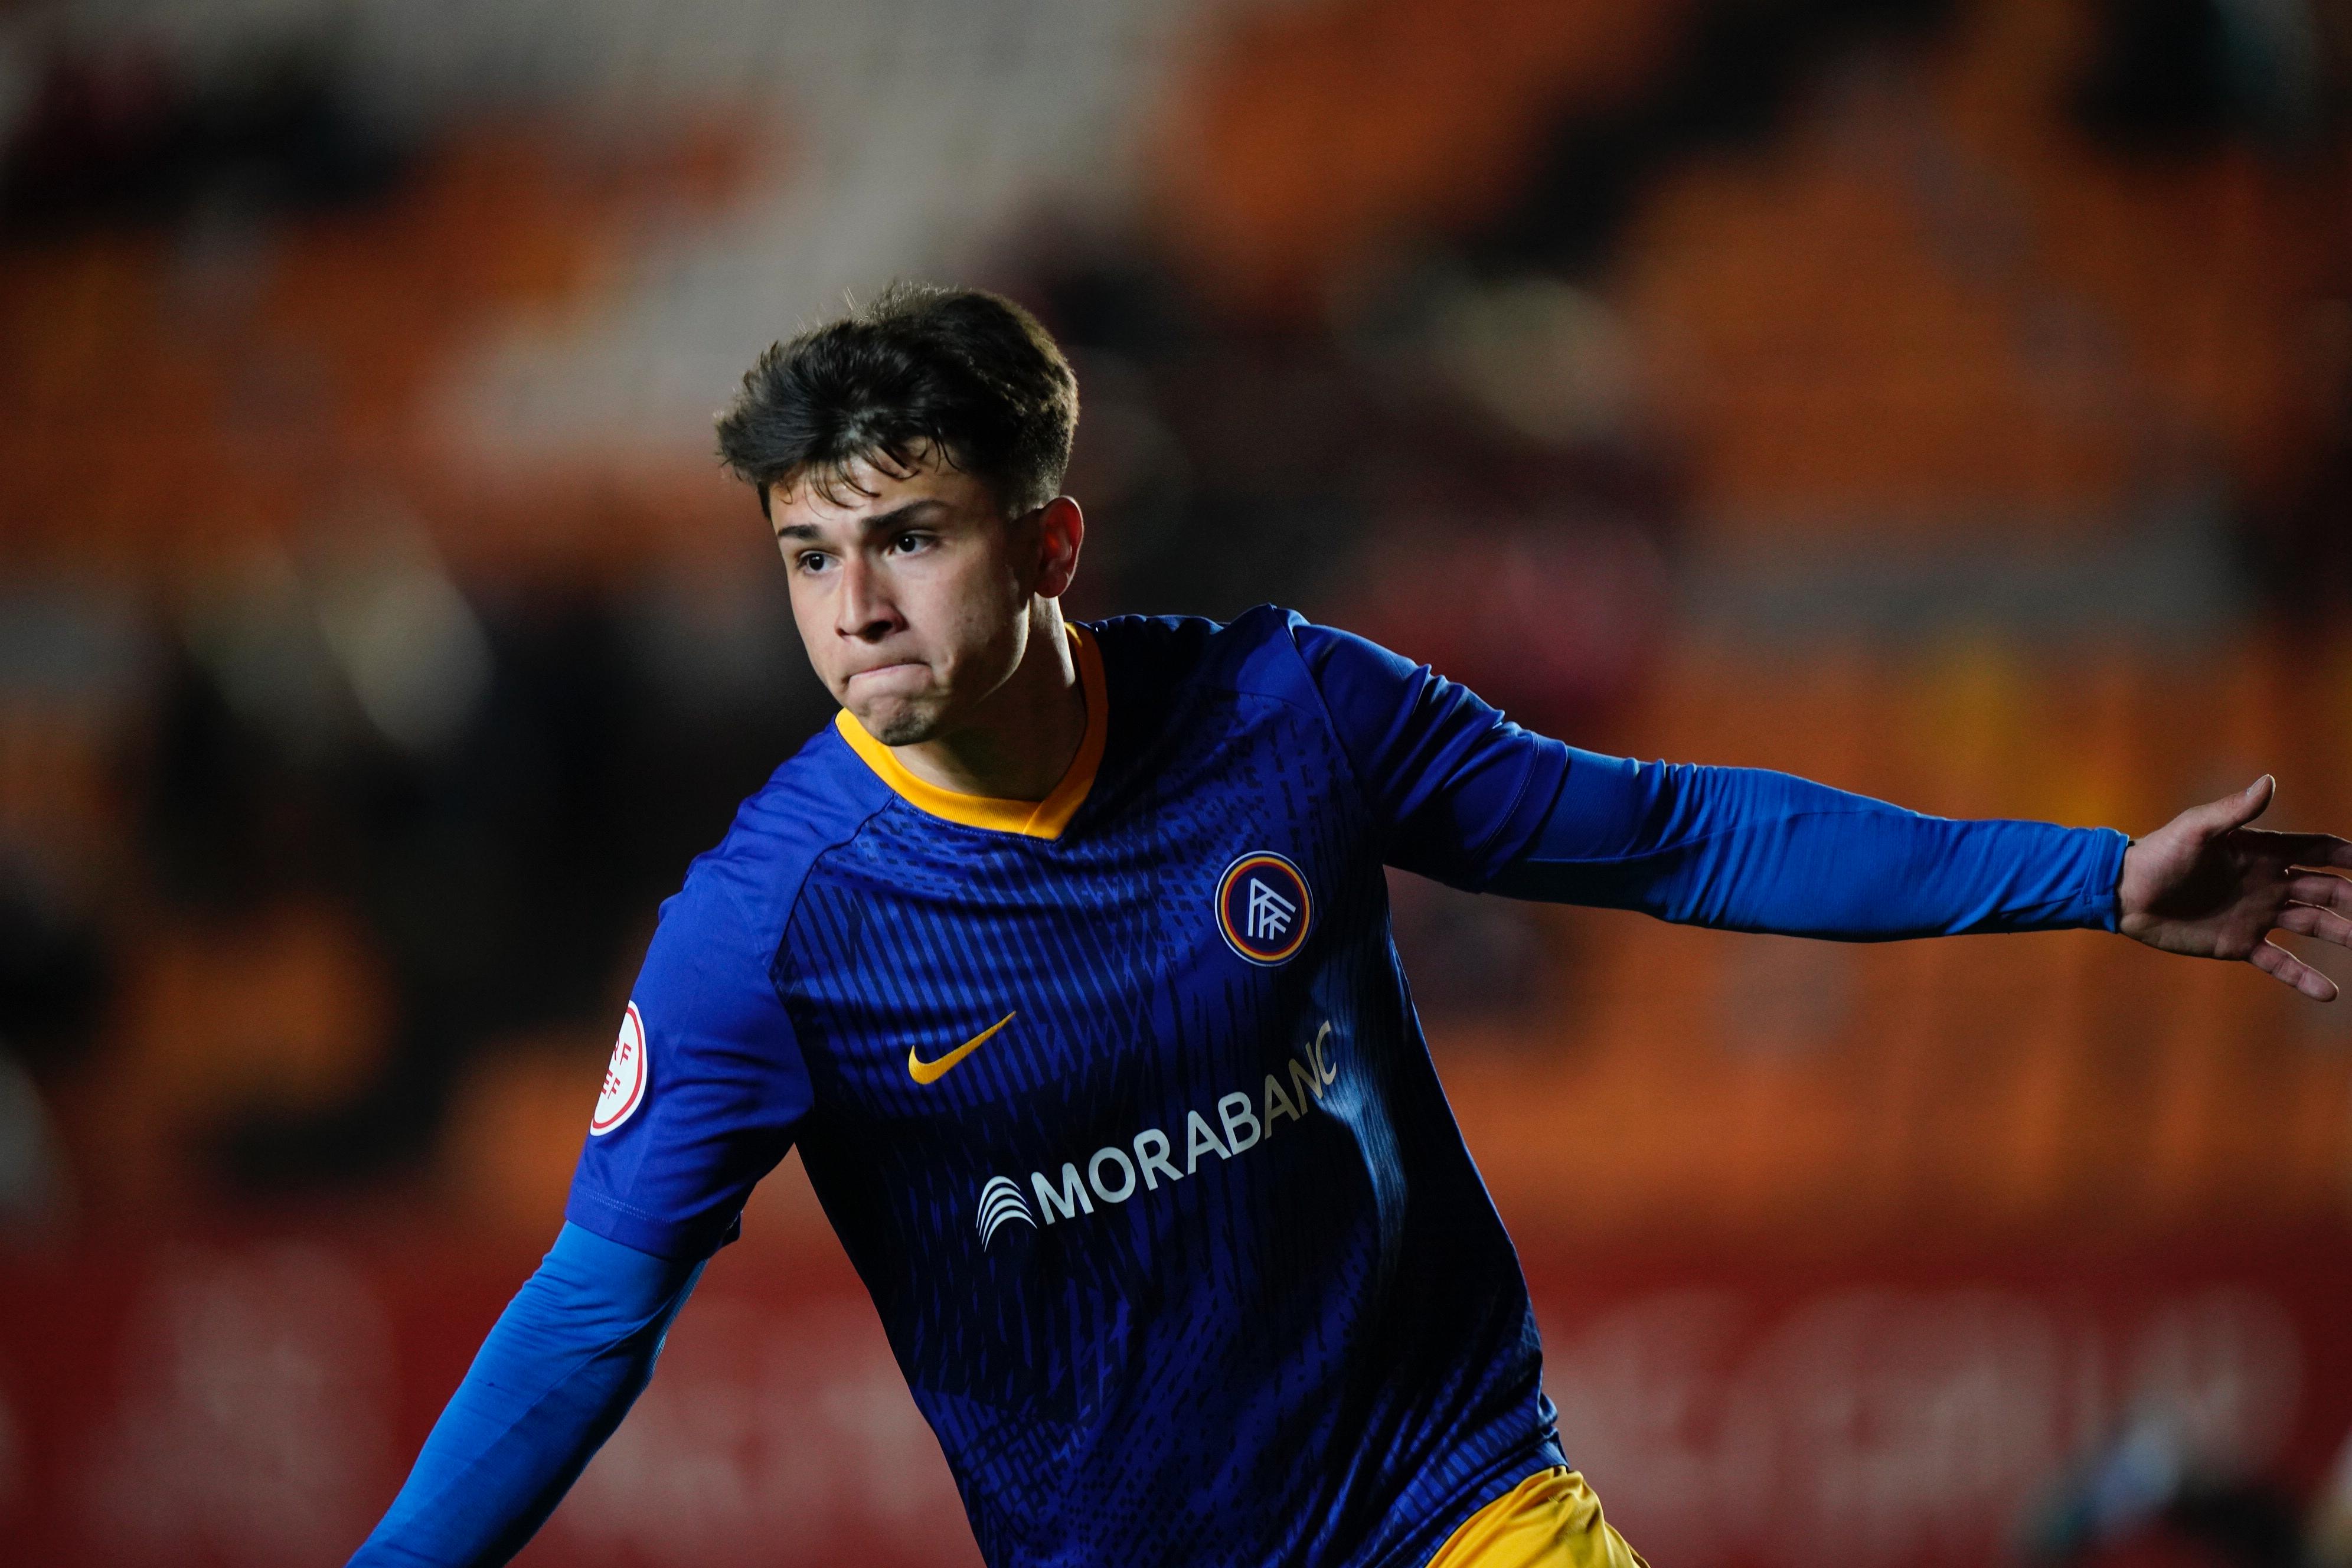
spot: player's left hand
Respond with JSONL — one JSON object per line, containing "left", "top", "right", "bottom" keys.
{"left": 2118, "top": 776, "right": 2352, "bottom": 999}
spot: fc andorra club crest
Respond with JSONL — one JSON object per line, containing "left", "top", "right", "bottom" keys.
{"left": 1216, "top": 851, "right": 1314, "bottom": 966}
{"left": 590, "top": 1002, "right": 648, "bottom": 1136}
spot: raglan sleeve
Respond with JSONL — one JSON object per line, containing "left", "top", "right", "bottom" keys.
{"left": 564, "top": 867, "right": 815, "bottom": 1260}
{"left": 1289, "top": 615, "right": 1572, "bottom": 890}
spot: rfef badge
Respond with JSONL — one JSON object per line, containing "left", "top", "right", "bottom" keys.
{"left": 590, "top": 1002, "right": 648, "bottom": 1135}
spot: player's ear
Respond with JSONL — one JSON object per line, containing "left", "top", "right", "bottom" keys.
{"left": 1033, "top": 496, "right": 1083, "bottom": 599}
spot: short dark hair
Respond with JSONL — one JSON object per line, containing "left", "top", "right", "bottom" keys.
{"left": 716, "top": 281, "right": 1079, "bottom": 519}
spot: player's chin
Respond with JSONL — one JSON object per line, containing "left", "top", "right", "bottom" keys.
{"left": 857, "top": 698, "right": 949, "bottom": 747}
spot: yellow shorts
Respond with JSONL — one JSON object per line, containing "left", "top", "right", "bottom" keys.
{"left": 1426, "top": 1468, "right": 1650, "bottom": 1568}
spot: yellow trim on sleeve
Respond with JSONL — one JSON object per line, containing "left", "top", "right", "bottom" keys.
{"left": 833, "top": 623, "right": 1106, "bottom": 840}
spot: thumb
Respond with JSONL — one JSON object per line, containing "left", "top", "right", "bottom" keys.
{"left": 2197, "top": 775, "right": 2273, "bottom": 837}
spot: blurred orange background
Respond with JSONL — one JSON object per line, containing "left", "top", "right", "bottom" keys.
{"left": 1, "top": 0, "right": 2348, "bottom": 1563}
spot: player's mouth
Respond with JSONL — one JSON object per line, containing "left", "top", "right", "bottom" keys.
{"left": 845, "top": 660, "right": 929, "bottom": 689}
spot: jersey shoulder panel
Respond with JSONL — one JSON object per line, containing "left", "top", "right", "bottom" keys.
{"left": 689, "top": 720, "right": 898, "bottom": 938}
{"left": 1080, "top": 606, "right": 1365, "bottom": 841}
{"left": 1082, "top": 603, "right": 1327, "bottom": 720}
{"left": 1088, "top": 607, "right": 1572, "bottom": 890}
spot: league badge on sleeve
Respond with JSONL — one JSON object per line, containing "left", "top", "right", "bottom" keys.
{"left": 590, "top": 1001, "right": 649, "bottom": 1135}
{"left": 1216, "top": 851, "right": 1314, "bottom": 966}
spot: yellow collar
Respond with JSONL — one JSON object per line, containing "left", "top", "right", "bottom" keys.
{"left": 832, "top": 623, "right": 1107, "bottom": 840}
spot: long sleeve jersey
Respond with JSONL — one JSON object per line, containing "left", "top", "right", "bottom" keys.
{"left": 351, "top": 607, "right": 2125, "bottom": 1568}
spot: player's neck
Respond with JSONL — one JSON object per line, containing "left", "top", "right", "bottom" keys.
{"left": 889, "top": 600, "right": 1085, "bottom": 803}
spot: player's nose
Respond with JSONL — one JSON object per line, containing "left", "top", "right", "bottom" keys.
{"left": 834, "top": 554, "right": 903, "bottom": 642}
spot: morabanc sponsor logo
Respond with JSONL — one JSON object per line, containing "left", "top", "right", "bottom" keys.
{"left": 976, "top": 1175, "right": 1035, "bottom": 1247}
{"left": 977, "top": 1024, "right": 1341, "bottom": 1248}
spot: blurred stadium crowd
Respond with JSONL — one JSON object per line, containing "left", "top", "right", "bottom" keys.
{"left": 1, "top": 0, "right": 2350, "bottom": 1563}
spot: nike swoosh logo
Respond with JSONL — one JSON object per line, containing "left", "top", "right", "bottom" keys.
{"left": 908, "top": 1011, "right": 1017, "bottom": 1085}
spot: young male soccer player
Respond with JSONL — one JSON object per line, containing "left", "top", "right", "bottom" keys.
{"left": 348, "top": 285, "right": 2352, "bottom": 1568}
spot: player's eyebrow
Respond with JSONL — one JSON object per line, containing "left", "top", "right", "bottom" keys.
{"left": 773, "top": 499, "right": 947, "bottom": 543}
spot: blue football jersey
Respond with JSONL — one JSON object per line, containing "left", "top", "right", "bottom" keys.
{"left": 567, "top": 606, "right": 1578, "bottom": 1568}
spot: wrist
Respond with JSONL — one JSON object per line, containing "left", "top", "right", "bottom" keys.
{"left": 2091, "top": 829, "right": 2137, "bottom": 935}
{"left": 2116, "top": 836, "right": 2154, "bottom": 938}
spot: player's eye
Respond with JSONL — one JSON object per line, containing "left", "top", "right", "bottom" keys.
{"left": 888, "top": 532, "right": 933, "bottom": 556}
{"left": 795, "top": 551, "right": 832, "bottom": 574}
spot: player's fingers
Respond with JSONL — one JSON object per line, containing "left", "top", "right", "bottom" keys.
{"left": 2250, "top": 937, "right": 2340, "bottom": 1001}
{"left": 2193, "top": 776, "right": 2274, "bottom": 837}
{"left": 2277, "top": 832, "right": 2352, "bottom": 871}
{"left": 2275, "top": 902, "right": 2352, "bottom": 950}
{"left": 2285, "top": 873, "right": 2352, "bottom": 914}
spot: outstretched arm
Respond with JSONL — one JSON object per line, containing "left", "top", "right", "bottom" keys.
{"left": 347, "top": 1223, "right": 705, "bottom": 1567}
{"left": 1288, "top": 616, "right": 2352, "bottom": 991}
{"left": 1491, "top": 759, "right": 2352, "bottom": 995}
{"left": 1485, "top": 751, "right": 2128, "bottom": 939}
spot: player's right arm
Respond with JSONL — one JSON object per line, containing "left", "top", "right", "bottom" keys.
{"left": 349, "top": 859, "right": 813, "bottom": 1564}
